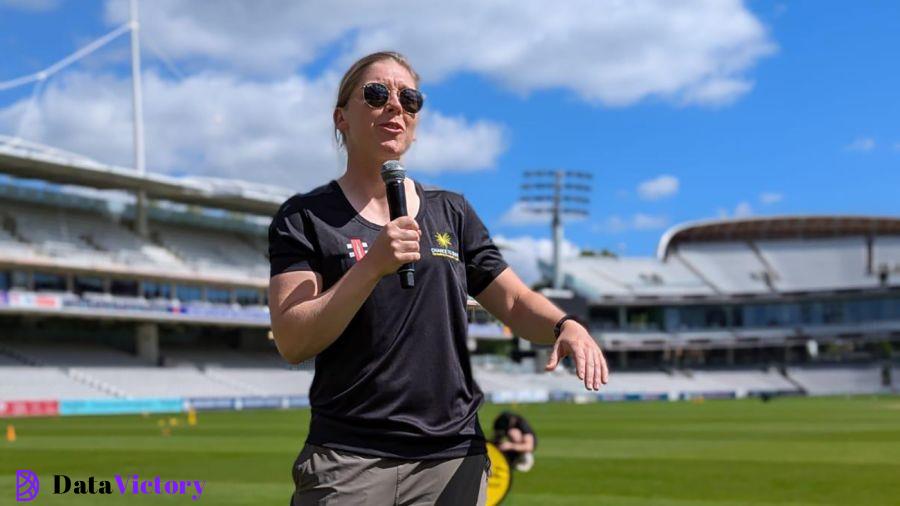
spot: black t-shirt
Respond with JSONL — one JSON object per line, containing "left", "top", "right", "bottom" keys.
{"left": 492, "top": 411, "right": 537, "bottom": 450}
{"left": 268, "top": 178, "right": 508, "bottom": 459}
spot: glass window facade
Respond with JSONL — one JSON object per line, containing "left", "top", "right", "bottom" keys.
{"left": 235, "top": 288, "right": 260, "bottom": 305}
{"left": 206, "top": 287, "right": 231, "bottom": 304}
{"left": 34, "top": 271, "right": 66, "bottom": 292}
{"left": 142, "top": 281, "right": 172, "bottom": 299}
{"left": 176, "top": 284, "right": 202, "bottom": 302}
{"left": 110, "top": 279, "right": 139, "bottom": 296}
{"left": 591, "top": 295, "right": 900, "bottom": 331}
{"left": 73, "top": 276, "right": 104, "bottom": 295}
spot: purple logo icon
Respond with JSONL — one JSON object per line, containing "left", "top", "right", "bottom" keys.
{"left": 16, "top": 470, "right": 39, "bottom": 502}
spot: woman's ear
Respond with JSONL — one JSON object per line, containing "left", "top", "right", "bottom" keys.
{"left": 333, "top": 107, "right": 347, "bottom": 135}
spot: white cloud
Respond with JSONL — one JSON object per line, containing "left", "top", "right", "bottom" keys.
{"left": 499, "top": 202, "right": 550, "bottom": 226}
{"left": 679, "top": 77, "right": 753, "bottom": 107}
{"left": 0, "top": 71, "right": 503, "bottom": 190}
{"left": 717, "top": 201, "right": 753, "bottom": 218}
{"left": 633, "top": 213, "right": 669, "bottom": 230}
{"left": 404, "top": 112, "right": 505, "bottom": 173}
{"left": 846, "top": 137, "right": 875, "bottom": 152}
{"left": 494, "top": 234, "right": 580, "bottom": 286}
{"left": 498, "top": 200, "right": 590, "bottom": 227}
{"left": 735, "top": 201, "right": 753, "bottom": 217}
{"left": 0, "top": 0, "right": 60, "bottom": 11}
{"left": 759, "top": 192, "right": 783, "bottom": 205}
{"left": 637, "top": 175, "right": 679, "bottom": 201}
{"left": 104, "top": 0, "right": 774, "bottom": 106}
{"left": 595, "top": 213, "right": 668, "bottom": 233}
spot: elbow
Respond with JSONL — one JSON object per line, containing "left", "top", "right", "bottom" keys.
{"left": 270, "top": 325, "right": 312, "bottom": 365}
{"left": 281, "top": 349, "right": 308, "bottom": 366}
{"left": 278, "top": 343, "right": 310, "bottom": 366}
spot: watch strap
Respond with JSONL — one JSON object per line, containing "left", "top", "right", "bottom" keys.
{"left": 553, "top": 314, "right": 581, "bottom": 339}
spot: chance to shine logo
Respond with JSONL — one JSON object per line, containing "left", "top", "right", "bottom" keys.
{"left": 431, "top": 232, "right": 459, "bottom": 261}
{"left": 16, "top": 470, "right": 40, "bottom": 502}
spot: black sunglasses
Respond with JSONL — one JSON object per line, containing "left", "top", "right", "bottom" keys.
{"left": 362, "top": 82, "right": 424, "bottom": 114}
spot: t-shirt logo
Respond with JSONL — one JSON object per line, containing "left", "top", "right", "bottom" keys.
{"left": 346, "top": 238, "right": 368, "bottom": 261}
{"left": 431, "top": 232, "right": 459, "bottom": 262}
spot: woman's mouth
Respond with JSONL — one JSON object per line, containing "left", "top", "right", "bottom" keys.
{"left": 379, "top": 123, "right": 404, "bottom": 134}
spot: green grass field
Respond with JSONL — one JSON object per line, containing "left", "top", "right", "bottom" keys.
{"left": 3, "top": 396, "right": 900, "bottom": 505}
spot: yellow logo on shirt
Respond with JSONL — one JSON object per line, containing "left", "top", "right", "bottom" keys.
{"left": 435, "top": 232, "right": 452, "bottom": 248}
{"left": 431, "top": 232, "right": 459, "bottom": 261}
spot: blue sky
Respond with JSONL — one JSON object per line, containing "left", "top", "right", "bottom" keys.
{"left": 1, "top": 0, "right": 898, "bottom": 275}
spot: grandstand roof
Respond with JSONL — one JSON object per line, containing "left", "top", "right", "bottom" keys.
{"left": 658, "top": 215, "right": 900, "bottom": 259}
{"left": 0, "top": 139, "right": 290, "bottom": 216}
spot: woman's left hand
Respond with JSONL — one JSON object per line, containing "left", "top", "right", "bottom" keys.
{"left": 544, "top": 321, "right": 609, "bottom": 391}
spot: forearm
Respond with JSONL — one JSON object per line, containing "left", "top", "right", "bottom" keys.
{"left": 506, "top": 440, "right": 534, "bottom": 453}
{"left": 272, "top": 258, "right": 382, "bottom": 363}
{"left": 507, "top": 289, "right": 566, "bottom": 346}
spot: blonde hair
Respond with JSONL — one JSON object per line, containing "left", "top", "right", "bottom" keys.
{"left": 333, "top": 51, "right": 421, "bottom": 149}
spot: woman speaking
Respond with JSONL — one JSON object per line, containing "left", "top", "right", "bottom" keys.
{"left": 268, "top": 51, "right": 608, "bottom": 505}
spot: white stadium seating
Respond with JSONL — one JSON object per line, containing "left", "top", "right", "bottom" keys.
{"left": 754, "top": 237, "right": 871, "bottom": 292}
{"left": 0, "top": 200, "right": 188, "bottom": 272}
{"left": 563, "top": 257, "right": 713, "bottom": 299}
{"left": 873, "top": 236, "right": 900, "bottom": 275}
{"left": 0, "top": 366, "right": 112, "bottom": 400}
{"left": 0, "top": 196, "right": 266, "bottom": 281}
{"left": 0, "top": 339, "right": 895, "bottom": 401}
{"left": 786, "top": 366, "right": 894, "bottom": 396}
{"left": 674, "top": 242, "right": 771, "bottom": 294}
{"left": 153, "top": 224, "right": 268, "bottom": 279}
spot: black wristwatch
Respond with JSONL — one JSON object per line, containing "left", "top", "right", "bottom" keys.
{"left": 553, "top": 314, "right": 581, "bottom": 340}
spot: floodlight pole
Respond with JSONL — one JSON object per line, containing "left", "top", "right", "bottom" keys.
{"left": 520, "top": 170, "right": 592, "bottom": 289}
{"left": 552, "top": 170, "right": 563, "bottom": 289}
{"left": 129, "top": 0, "right": 148, "bottom": 237}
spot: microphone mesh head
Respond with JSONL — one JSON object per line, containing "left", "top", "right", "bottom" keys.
{"left": 381, "top": 160, "right": 406, "bottom": 182}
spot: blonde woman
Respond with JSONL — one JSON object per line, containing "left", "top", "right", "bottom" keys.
{"left": 269, "top": 51, "right": 608, "bottom": 505}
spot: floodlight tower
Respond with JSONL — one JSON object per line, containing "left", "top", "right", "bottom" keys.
{"left": 520, "top": 170, "right": 592, "bottom": 288}
{"left": 129, "top": 0, "right": 148, "bottom": 237}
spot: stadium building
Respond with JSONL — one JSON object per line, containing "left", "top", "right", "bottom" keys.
{"left": 0, "top": 141, "right": 897, "bottom": 417}
{"left": 549, "top": 215, "right": 900, "bottom": 369}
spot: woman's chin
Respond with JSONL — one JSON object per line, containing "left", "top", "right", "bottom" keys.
{"left": 376, "top": 140, "right": 409, "bottom": 158}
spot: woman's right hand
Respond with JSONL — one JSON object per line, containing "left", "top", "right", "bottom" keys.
{"left": 361, "top": 216, "right": 421, "bottom": 278}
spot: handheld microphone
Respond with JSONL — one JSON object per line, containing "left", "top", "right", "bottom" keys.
{"left": 381, "top": 160, "right": 415, "bottom": 289}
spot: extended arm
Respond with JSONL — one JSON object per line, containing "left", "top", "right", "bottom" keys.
{"left": 475, "top": 268, "right": 609, "bottom": 390}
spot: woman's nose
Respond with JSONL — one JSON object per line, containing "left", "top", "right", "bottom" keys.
{"left": 385, "top": 89, "right": 402, "bottom": 113}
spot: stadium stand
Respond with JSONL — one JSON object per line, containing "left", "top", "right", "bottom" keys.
{"left": 672, "top": 241, "right": 772, "bottom": 294}
{"left": 0, "top": 147, "right": 898, "bottom": 414}
{"left": 754, "top": 237, "right": 871, "bottom": 292}
{"left": 786, "top": 365, "right": 895, "bottom": 396}
{"left": 563, "top": 256, "right": 714, "bottom": 299}
{"left": 0, "top": 366, "right": 112, "bottom": 401}
{"left": 152, "top": 223, "right": 268, "bottom": 279}
{"left": 0, "top": 337, "right": 894, "bottom": 402}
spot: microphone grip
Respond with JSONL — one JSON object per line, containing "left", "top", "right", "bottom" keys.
{"left": 384, "top": 179, "right": 416, "bottom": 289}
{"left": 397, "top": 264, "right": 415, "bottom": 289}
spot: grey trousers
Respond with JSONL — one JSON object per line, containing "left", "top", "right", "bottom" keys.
{"left": 290, "top": 443, "right": 491, "bottom": 505}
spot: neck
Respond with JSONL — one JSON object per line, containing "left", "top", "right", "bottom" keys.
{"left": 340, "top": 151, "right": 401, "bottom": 199}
